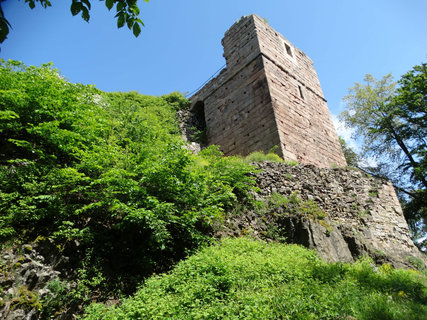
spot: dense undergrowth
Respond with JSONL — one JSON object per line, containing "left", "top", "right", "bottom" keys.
{"left": 0, "top": 60, "right": 255, "bottom": 305}
{"left": 1, "top": 60, "right": 426, "bottom": 319}
{"left": 84, "top": 238, "right": 426, "bottom": 320}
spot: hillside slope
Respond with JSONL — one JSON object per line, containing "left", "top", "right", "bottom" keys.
{"left": 0, "top": 60, "right": 254, "bottom": 318}
{"left": 1, "top": 60, "right": 426, "bottom": 319}
{"left": 84, "top": 238, "right": 426, "bottom": 320}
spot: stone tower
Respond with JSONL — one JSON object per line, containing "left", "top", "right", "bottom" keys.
{"left": 190, "top": 14, "right": 346, "bottom": 168}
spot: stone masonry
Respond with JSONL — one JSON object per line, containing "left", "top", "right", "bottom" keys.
{"left": 189, "top": 14, "right": 424, "bottom": 268}
{"left": 217, "top": 162, "right": 425, "bottom": 268}
{"left": 190, "top": 14, "right": 346, "bottom": 168}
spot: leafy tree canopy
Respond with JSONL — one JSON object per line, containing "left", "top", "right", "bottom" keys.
{"left": 340, "top": 63, "right": 427, "bottom": 246}
{"left": 0, "top": 59, "right": 256, "bottom": 307}
{"left": 0, "top": 0, "right": 149, "bottom": 44}
{"left": 338, "top": 136, "right": 360, "bottom": 168}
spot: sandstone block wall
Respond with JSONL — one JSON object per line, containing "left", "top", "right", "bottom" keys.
{"left": 191, "top": 14, "right": 346, "bottom": 168}
{"left": 202, "top": 56, "right": 281, "bottom": 155}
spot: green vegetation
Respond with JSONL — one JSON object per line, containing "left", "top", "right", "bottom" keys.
{"left": 369, "top": 189, "right": 379, "bottom": 198}
{"left": 0, "top": 59, "right": 255, "bottom": 299}
{"left": 226, "top": 192, "right": 331, "bottom": 241}
{"left": 0, "top": 0, "right": 149, "bottom": 44}
{"left": 9, "top": 285, "right": 42, "bottom": 312}
{"left": 84, "top": 237, "right": 427, "bottom": 320}
{"left": 1, "top": 60, "right": 426, "bottom": 318}
{"left": 339, "top": 136, "right": 360, "bottom": 168}
{"left": 254, "top": 192, "right": 326, "bottom": 220}
{"left": 245, "top": 150, "right": 298, "bottom": 165}
{"left": 340, "top": 63, "right": 427, "bottom": 248}
{"left": 245, "top": 150, "right": 283, "bottom": 163}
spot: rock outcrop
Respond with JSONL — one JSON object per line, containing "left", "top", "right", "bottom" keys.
{"left": 2, "top": 159, "right": 425, "bottom": 319}
{"left": 216, "top": 161, "right": 425, "bottom": 268}
{"left": 0, "top": 239, "right": 78, "bottom": 320}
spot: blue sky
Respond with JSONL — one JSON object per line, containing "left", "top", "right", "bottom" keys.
{"left": 1, "top": 0, "right": 427, "bottom": 141}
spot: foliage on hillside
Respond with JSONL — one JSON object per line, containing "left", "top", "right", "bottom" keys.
{"left": 84, "top": 237, "right": 427, "bottom": 320}
{"left": 0, "top": 59, "right": 255, "bottom": 298}
{"left": 1, "top": 60, "right": 426, "bottom": 319}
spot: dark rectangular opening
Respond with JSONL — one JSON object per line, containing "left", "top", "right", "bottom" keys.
{"left": 285, "top": 43, "right": 292, "bottom": 57}
{"left": 298, "top": 85, "right": 304, "bottom": 99}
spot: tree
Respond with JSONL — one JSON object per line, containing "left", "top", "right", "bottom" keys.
{"left": 0, "top": 0, "right": 148, "bottom": 44}
{"left": 0, "top": 60, "right": 256, "bottom": 305}
{"left": 338, "top": 136, "right": 360, "bottom": 168}
{"left": 340, "top": 63, "right": 427, "bottom": 247}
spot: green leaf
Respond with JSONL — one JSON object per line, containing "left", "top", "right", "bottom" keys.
{"left": 70, "top": 2, "right": 82, "bottom": 16}
{"left": 0, "top": 21, "right": 9, "bottom": 43}
{"left": 133, "top": 23, "right": 141, "bottom": 37}
{"left": 105, "top": 0, "right": 114, "bottom": 10}
{"left": 43, "top": 0, "right": 52, "bottom": 8}
{"left": 25, "top": 0, "right": 36, "bottom": 9}
{"left": 127, "top": 17, "right": 133, "bottom": 29}
{"left": 117, "top": 14, "right": 125, "bottom": 28}
{"left": 117, "top": 2, "right": 125, "bottom": 12}
{"left": 131, "top": 4, "right": 140, "bottom": 15}
{"left": 0, "top": 16, "right": 11, "bottom": 28}
{"left": 135, "top": 18, "right": 145, "bottom": 26}
{"left": 81, "top": 0, "right": 91, "bottom": 10}
{"left": 0, "top": 110, "right": 19, "bottom": 120}
{"left": 81, "top": 6, "right": 90, "bottom": 22}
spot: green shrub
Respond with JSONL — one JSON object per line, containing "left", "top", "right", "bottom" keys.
{"left": 244, "top": 150, "right": 299, "bottom": 165}
{"left": 284, "top": 160, "right": 299, "bottom": 166}
{"left": 83, "top": 238, "right": 427, "bottom": 320}
{"left": 256, "top": 192, "right": 327, "bottom": 221}
{"left": 245, "top": 151, "right": 284, "bottom": 163}
{"left": 161, "top": 91, "right": 190, "bottom": 110}
{"left": 0, "top": 60, "right": 256, "bottom": 297}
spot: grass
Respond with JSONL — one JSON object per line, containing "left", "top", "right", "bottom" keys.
{"left": 244, "top": 150, "right": 298, "bottom": 166}
{"left": 245, "top": 151, "right": 284, "bottom": 163}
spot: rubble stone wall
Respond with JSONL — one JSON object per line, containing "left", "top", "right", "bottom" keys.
{"left": 252, "top": 162, "right": 424, "bottom": 267}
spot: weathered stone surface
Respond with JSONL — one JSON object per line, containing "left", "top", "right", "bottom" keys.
{"left": 0, "top": 239, "right": 76, "bottom": 320}
{"left": 216, "top": 162, "right": 425, "bottom": 268}
{"left": 176, "top": 107, "right": 203, "bottom": 152}
{"left": 190, "top": 14, "right": 346, "bottom": 168}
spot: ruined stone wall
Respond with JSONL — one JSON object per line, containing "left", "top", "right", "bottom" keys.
{"left": 190, "top": 14, "right": 346, "bottom": 167}
{"left": 220, "top": 162, "right": 424, "bottom": 268}
{"left": 191, "top": 15, "right": 282, "bottom": 156}
{"left": 253, "top": 15, "right": 323, "bottom": 96}
{"left": 264, "top": 58, "right": 346, "bottom": 166}
{"left": 202, "top": 56, "right": 280, "bottom": 155}
{"left": 221, "top": 15, "right": 262, "bottom": 76}
{"left": 252, "top": 14, "right": 345, "bottom": 166}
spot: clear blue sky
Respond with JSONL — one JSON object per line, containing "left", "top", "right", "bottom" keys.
{"left": 1, "top": 0, "right": 426, "bottom": 119}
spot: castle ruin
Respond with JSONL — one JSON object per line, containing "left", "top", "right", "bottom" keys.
{"left": 189, "top": 15, "right": 425, "bottom": 268}
{"left": 190, "top": 14, "right": 346, "bottom": 168}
